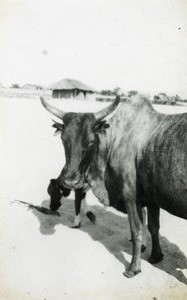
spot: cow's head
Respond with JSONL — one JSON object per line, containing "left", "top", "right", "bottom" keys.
{"left": 47, "top": 178, "right": 71, "bottom": 211}
{"left": 41, "top": 96, "right": 120, "bottom": 189}
{"left": 47, "top": 179, "right": 62, "bottom": 211}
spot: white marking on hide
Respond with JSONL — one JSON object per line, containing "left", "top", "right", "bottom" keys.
{"left": 73, "top": 214, "right": 81, "bottom": 227}
{"left": 142, "top": 207, "right": 147, "bottom": 247}
{"left": 81, "top": 197, "right": 89, "bottom": 214}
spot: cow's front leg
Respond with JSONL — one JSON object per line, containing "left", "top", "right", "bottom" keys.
{"left": 73, "top": 189, "right": 84, "bottom": 228}
{"left": 147, "top": 205, "right": 163, "bottom": 264}
{"left": 124, "top": 198, "right": 142, "bottom": 278}
{"left": 73, "top": 189, "right": 96, "bottom": 228}
{"left": 82, "top": 198, "right": 96, "bottom": 224}
{"left": 129, "top": 207, "right": 147, "bottom": 253}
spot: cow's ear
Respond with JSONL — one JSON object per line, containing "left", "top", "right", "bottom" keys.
{"left": 94, "top": 120, "right": 110, "bottom": 134}
{"left": 52, "top": 119, "right": 64, "bottom": 136}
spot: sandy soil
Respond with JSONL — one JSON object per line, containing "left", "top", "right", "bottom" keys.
{"left": 0, "top": 98, "right": 187, "bottom": 300}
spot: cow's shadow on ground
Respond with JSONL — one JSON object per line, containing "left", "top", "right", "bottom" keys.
{"left": 20, "top": 198, "right": 187, "bottom": 285}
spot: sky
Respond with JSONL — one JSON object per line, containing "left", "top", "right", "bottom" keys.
{"left": 0, "top": 0, "right": 187, "bottom": 97}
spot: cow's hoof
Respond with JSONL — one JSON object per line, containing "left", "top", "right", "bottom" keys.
{"left": 72, "top": 223, "right": 81, "bottom": 229}
{"left": 87, "top": 211, "right": 96, "bottom": 224}
{"left": 141, "top": 244, "right": 147, "bottom": 253}
{"left": 123, "top": 269, "right": 141, "bottom": 278}
{"left": 148, "top": 253, "right": 164, "bottom": 264}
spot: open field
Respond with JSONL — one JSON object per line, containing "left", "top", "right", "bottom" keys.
{"left": 0, "top": 97, "right": 187, "bottom": 300}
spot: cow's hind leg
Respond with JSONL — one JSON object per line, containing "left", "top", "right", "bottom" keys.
{"left": 147, "top": 205, "right": 164, "bottom": 264}
{"left": 141, "top": 207, "right": 147, "bottom": 252}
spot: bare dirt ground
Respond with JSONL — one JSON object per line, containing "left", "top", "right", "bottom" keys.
{"left": 0, "top": 98, "right": 187, "bottom": 300}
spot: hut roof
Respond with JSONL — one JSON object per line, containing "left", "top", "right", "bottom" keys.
{"left": 47, "top": 78, "right": 96, "bottom": 92}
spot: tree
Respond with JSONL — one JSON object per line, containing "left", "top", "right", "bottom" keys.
{"left": 175, "top": 95, "right": 180, "bottom": 102}
{"left": 113, "top": 87, "right": 121, "bottom": 96}
{"left": 100, "top": 90, "right": 113, "bottom": 96}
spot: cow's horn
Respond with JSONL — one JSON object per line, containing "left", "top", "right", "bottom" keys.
{"left": 95, "top": 95, "right": 120, "bottom": 121}
{"left": 40, "top": 96, "right": 66, "bottom": 120}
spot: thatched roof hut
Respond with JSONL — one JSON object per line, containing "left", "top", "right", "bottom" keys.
{"left": 153, "top": 93, "right": 177, "bottom": 105}
{"left": 47, "top": 78, "right": 96, "bottom": 100}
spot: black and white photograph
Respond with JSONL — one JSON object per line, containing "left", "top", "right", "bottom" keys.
{"left": 0, "top": 1, "right": 187, "bottom": 299}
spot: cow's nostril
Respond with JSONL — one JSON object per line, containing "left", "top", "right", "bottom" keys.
{"left": 70, "top": 180, "right": 79, "bottom": 187}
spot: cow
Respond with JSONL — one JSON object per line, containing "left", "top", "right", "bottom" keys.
{"left": 40, "top": 94, "right": 187, "bottom": 278}
{"left": 47, "top": 177, "right": 96, "bottom": 228}
{"left": 48, "top": 119, "right": 147, "bottom": 248}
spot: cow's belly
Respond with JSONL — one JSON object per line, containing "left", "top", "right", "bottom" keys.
{"left": 151, "top": 184, "right": 187, "bottom": 219}
{"left": 139, "top": 137, "right": 187, "bottom": 219}
{"left": 139, "top": 172, "right": 187, "bottom": 219}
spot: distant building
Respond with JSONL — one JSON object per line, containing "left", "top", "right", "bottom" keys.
{"left": 22, "top": 84, "right": 43, "bottom": 90}
{"left": 154, "top": 93, "right": 169, "bottom": 104}
{"left": 154, "top": 93, "right": 177, "bottom": 105}
{"left": 47, "top": 78, "right": 96, "bottom": 100}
